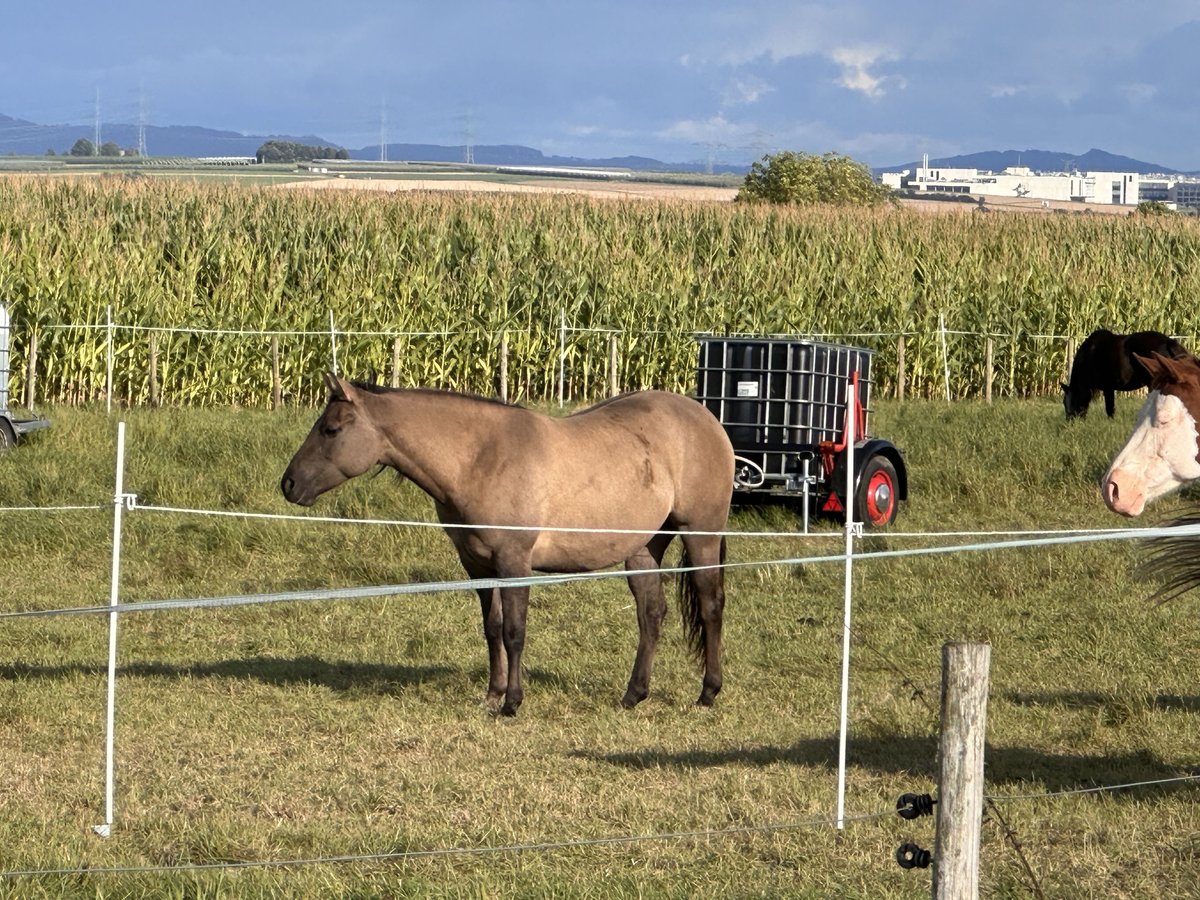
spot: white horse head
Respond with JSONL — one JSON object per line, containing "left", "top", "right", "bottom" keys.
{"left": 1102, "top": 352, "right": 1200, "bottom": 517}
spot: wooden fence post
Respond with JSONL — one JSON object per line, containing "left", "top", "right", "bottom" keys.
{"left": 390, "top": 337, "right": 402, "bottom": 390}
{"left": 896, "top": 335, "right": 906, "bottom": 401}
{"left": 148, "top": 333, "right": 159, "bottom": 407}
{"left": 23, "top": 330, "right": 37, "bottom": 409}
{"left": 933, "top": 641, "right": 991, "bottom": 900}
{"left": 984, "top": 338, "right": 994, "bottom": 405}
{"left": 609, "top": 333, "right": 619, "bottom": 397}
{"left": 498, "top": 332, "right": 508, "bottom": 403}
{"left": 271, "top": 335, "right": 282, "bottom": 410}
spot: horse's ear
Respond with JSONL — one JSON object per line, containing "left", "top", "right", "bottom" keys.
{"left": 1137, "top": 352, "right": 1198, "bottom": 388}
{"left": 324, "top": 372, "right": 354, "bottom": 402}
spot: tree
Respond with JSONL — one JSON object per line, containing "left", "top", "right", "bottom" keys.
{"left": 255, "top": 140, "right": 349, "bottom": 163}
{"left": 1136, "top": 200, "right": 1172, "bottom": 216}
{"left": 69, "top": 138, "right": 96, "bottom": 157}
{"left": 736, "top": 151, "right": 893, "bottom": 207}
{"left": 99, "top": 141, "right": 122, "bottom": 157}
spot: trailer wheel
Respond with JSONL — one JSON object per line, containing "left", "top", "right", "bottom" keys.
{"left": 856, "top": 455, "right": 899, "bottom": 528}
{"left": 0, "top": 421, "right": 14, "bottom": 451}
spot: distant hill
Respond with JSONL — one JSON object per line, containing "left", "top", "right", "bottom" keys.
{"left": 352, "top": 142, "right": 745, "bottom": 174}
{"left": 876, "top": 148, "right": 1186, "bottom": 176}
{"left": 0, "top": 113, "right": 336, "bottom": 158}
{"left": 0, "top": 112, "right": 747, "bottom": 173}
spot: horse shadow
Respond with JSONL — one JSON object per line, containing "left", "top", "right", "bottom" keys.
{"left": 1008, "top": 688, "right": 1200, "bottom": 715}
{"left": 574, "top": 712, "right": 1199, "bottom": 799}
{"left": 0, "top": 656, "right": 458, "bottom": 695}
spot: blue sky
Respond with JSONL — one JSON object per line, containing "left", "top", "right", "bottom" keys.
{"left": 3, "top": 1, "right": 1198, "bottom": 169}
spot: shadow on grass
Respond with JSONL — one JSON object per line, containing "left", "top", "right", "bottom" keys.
{"left": 575, "top": 737, "right": 1198, "bottom": 797}
{"left": 1007, "top": 689, "right": 1200, "bottom": 714}
{"left": 0, "top": 656, "right": 458, "bottom": 695}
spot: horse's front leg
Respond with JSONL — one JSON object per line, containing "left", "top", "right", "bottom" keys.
{"left": 476, "top": 587, "right": 507, "bottom": 710}
{"left": 1105, "top": 389, "right": 1116, "bottom": 418}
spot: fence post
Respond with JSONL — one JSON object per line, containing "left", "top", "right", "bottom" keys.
{"left": 1063, "top": 338, "right": 1075, "bottom": 387}
{"left": 896, "top": 334, "right": 906, "bottom": 401}
{"left": 271, "top": 335, "right": 282, "bottom": 409}
{"left": 148, "top": 333, "right": 159, "bottom": 407}
{"left": 24, "top": 329, "right": 37, "bottom": 409}
{"left": 93, "top": 420, "right": 129, "bottom": 839}
{"left": 499, "top": 332, "right": 509, "bottom": 403}
{"left": 390, "top": 336, "right": 402, "bottom": 389}
{"left": 933, "top": 641, "right": 991, "bottom": 900}
{"left": 106, "top": 305, "right": 114, "bottom": 414}
{"left": 329, "top": 311, "right": 339, "bottom": 376}
{"left": 609, "top": 333, "right": 619, "bottom": 397}
{"left": 984, "top": 338, "right": 994, "bottom": 405}
{"left": 558, "top": 310, "right": 566, "bottom": 407}
{"left": 938, "top": 314, "right": 951, "bottom": 401}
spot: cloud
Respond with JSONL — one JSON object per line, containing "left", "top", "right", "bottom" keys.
{"left": 722, "top": 75, "right": 774, "bottom": 108}
{"left": 828, "top": 46, "right": 895, "bottom": 98}
{"left": 657, "top": 114, "right": 750, "bottom": 145}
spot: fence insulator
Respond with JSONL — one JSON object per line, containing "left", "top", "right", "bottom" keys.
{"left": 896, "top": 792, "right": 937, "bottom": 820}
{"left": 896, "top": 842, "right": 933, "bottom": 870}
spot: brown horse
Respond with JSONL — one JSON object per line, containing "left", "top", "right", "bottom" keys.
{"left": 281, "top": 374, "right": 735, "bottom": 716}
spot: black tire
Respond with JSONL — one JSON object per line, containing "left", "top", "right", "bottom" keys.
{"left": 855, "top": 455, "right": 899, "bottom": 528}
{"left": 0, "top": 420, "right": 15, "bottom": 451}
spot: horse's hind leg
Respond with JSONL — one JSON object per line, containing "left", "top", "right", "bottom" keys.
{"left": 682, "top": 533, "right": 726, "bottom": 707}
{"left": 1105, "top": 389, "right": 1116, "bottom": 417}
{"left": 476, "top": 587, "right": 507, "bottom": 710}
{"left": 621, "top": 533, "right": 673, "bottom": 709}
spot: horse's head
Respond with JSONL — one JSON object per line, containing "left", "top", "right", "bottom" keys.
{"left": 1062, "top": 381, "right": 1087, "bottom": 419}
{"left": 280, "top": 373, "right": 388, "bottom": 507}
{"left": 1102, "top": 352, "right": 1200, "bottom": 516}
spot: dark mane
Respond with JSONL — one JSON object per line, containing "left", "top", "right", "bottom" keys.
{"left": 349, "top": 381, "right": 520, "bottom": 408}
{"left": 1141, "top": 508, "right": 1200, "bottom": 605}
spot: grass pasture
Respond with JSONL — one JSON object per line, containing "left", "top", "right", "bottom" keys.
{"left": 1, "top": 396, "right": 1199, "bottom": 897}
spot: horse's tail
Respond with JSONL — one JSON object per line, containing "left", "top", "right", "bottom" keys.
{"left": 678, "top": 536, "right": 726, "bottom": 663}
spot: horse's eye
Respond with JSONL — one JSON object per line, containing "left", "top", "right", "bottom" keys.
{"left": 1155, "top": 399, "right": 1178, "bottom": 426}
{"left": 321, "top": 424, "right": 341, "bottom": 438}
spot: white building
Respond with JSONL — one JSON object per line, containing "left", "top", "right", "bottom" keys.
{"left": 883, "top": 154, "right": 1200, "bottom": 209}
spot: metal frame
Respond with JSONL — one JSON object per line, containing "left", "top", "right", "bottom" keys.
{"left": 0, "top": 303, "right": 51, "bottom": 442}
{"left": 696, "top": 334, "right": 905, "bottom": 526}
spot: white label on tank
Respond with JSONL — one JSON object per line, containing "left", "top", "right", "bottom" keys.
{"left": 736, "top": 381, "right": 759, "bottom": 397}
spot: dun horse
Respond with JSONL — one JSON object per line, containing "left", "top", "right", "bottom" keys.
{"left": 281, "top": 375, "right": 735, "bottom": 716}
{"left": 1062, "top": 329, "right": 1189, "bottom": 420}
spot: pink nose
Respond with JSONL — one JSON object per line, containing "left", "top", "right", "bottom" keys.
{"left": 1102, "top": 470, "right": 1144, "bottom": 517}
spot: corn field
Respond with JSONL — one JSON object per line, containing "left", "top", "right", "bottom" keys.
{"left": 2, "top": 177, "right": 1200, "bottom": 407}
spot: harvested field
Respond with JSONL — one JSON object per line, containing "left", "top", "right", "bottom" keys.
{"left": 276, "top": 174, "right": 739, "bottom": 202}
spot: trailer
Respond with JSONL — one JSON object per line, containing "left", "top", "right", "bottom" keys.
{"left": 0, "top": 304, "right": 50, "bottom": 448}
{"left": 696, "top": 335, "right": 907, "bottom": 529}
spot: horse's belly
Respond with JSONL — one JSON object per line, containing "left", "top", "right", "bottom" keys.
{"left": 530, "top": 531, "right": 655, "bottom": 573}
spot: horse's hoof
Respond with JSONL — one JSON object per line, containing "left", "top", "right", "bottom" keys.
{"left": 620, "top": 689, "right": 647, "bottom": 709}
{"left": 499, "top": 703, "right": 520, "bottom": 717}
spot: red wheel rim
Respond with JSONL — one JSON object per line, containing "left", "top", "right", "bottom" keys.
{"left": 865, "top": 469, "right": 895, "bottom": 526}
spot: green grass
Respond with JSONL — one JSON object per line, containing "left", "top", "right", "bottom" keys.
{"left": 1, "top": 396, "right": 1199, "bottom": 897}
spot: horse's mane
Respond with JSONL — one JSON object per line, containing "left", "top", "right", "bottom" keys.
{"left": 1140, "top": 506, "right": 1200, "bottom": 605}
{"left": 349, "top": 381, "right": 521, "bottom": 409}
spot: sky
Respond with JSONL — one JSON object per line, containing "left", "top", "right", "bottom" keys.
{"left": 2, "top": 1, "right": 1198, "bottom": 170}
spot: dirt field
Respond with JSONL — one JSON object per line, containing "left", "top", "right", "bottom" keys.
{"left": 276, "top": 175, "right": 740, "bottom": 203}
{"left": 277, "top": 174, "right": 1135, "bottom": 215}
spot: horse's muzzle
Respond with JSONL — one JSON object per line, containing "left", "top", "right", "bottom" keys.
{"left": 280, "top": 473, "right": 315, "bottom": 507}
{"left": 1101, "top": 470, "right": 1143, "bottom": 517}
